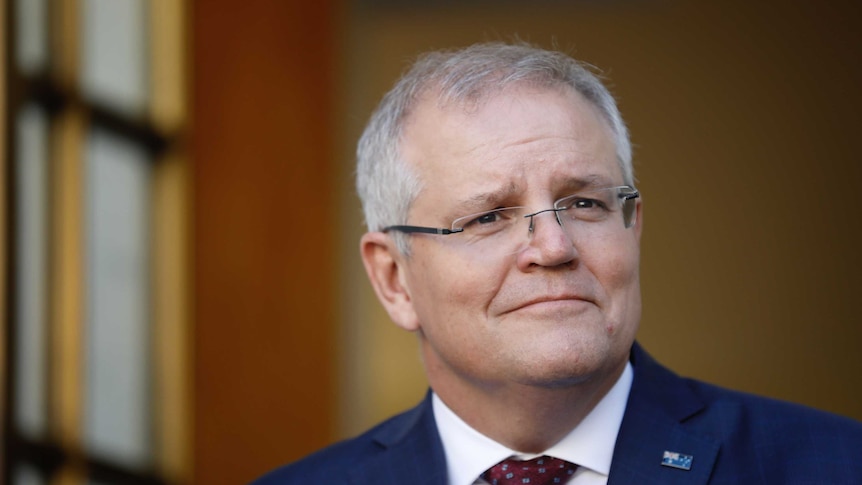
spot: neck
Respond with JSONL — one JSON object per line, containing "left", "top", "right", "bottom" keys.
{"left": 426, "top": 353, "right": 626, "bottom": 453}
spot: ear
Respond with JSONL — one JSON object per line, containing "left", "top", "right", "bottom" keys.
{"left": 360, "top": 232, "right": 421, "bottom": 332}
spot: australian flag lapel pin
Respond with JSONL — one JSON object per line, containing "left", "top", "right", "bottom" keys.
{"left": 661, "top": 451, "right": 693, "bottom": 470}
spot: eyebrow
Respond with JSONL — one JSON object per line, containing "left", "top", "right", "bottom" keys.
{"left": 557, "top": 174, "right": 615, "bottom": 193}
{"left": 449, "top": 174, "right": 617, "bottom": 215}
{"left": 452, "top": 183, "right": 522, "bottom": 214}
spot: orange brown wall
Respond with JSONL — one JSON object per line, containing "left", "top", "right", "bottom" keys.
{"left": 192, "top": 1, "right": 338, "bottom": 483}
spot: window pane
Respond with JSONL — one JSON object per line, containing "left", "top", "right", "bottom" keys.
{"left": 14, "top": 0, "right": 50, "bottom": 74}
{"left": 14, "top": 104, "right": 50, "bottom": 439}
{"left": 80, "top": 0, "right": 149, "bottom": 115}
{"left": 83, "top": 128, "right": 153, "bottom": 468}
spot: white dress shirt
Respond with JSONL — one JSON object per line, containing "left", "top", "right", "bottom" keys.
{"left": 432, "top": 362, "right": 633, "bottom": 485}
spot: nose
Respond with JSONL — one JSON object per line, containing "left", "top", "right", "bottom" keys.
{"left": 516, "top": 208, "right": 577, "bottom": 269}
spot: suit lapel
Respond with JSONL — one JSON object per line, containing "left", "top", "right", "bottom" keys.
{"left": 348, "top": 392, "right": 448, "bottom": 485}
{"left": 608, "top": 344, "right": 720, "bottom": 485}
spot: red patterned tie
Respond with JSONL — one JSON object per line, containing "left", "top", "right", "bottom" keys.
{"left": 482, "top": 456, "right": 578, "bottom": 484}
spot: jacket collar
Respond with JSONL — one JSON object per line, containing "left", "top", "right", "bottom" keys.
{"left": 608, "top": 343, "right": 720, "bottom": 484}
{"left": 351, "top": 391, "right": 448, "bottom": 485}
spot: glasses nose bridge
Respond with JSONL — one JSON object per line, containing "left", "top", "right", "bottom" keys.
{"left": 523, "top": 206, "right": 565, "bottom": 233}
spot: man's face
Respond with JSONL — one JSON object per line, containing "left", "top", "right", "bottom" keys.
{"left": 376, "top": 85, "right": 642, "bottom": 391}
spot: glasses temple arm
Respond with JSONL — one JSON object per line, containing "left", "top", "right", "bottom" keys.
{"left": 382, "top": 225, "right": 464, "bottom": 235}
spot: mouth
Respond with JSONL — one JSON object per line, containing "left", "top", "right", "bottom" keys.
{"left": 507, "top": 295, "right": 595, "bottom": 314}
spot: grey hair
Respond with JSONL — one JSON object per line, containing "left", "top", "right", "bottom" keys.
{"left": 356, "top": 42, "right": 632, "bottom": 254}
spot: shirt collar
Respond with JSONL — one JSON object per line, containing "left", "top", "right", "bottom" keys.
{"left": 432, "top": 362, "right": 633, "bottom": 485}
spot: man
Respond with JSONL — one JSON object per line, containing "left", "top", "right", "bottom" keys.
{"left": 254, "top": 42, "right": 862, "bottom": 484}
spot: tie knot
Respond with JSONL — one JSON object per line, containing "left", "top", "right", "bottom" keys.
{"left": 482, "top": 456, "right": 577, "bottom": 485}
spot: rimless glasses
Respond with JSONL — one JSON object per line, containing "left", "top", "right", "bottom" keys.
{"left": 382, "top": 185, "right": 640, "bottom": 257}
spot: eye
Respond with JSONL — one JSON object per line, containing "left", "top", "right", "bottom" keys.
{"left": 462, "top": 209, "right": 507, "bottom": 228}
{"left": 571, "top": 198, "right": 607, "bottom": 210}
{"left": 474, "top": 211, "right": 502, "bottom": 225}
{"left": 558, "top": 197, "right": 608, "bottom": 211}
{"left": 454, "top": 208, "right": 521, "bottom": 236}
{"left": 557, "top": 193, "right": 614, "bottom": 223}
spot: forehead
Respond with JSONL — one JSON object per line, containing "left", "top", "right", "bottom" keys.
{"left": 400, "top": 85, "right": 621, "bottom": 212}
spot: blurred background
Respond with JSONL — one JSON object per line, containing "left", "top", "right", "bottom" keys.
{"left": 1, "top": 0, "right": 860, "bottom": 484}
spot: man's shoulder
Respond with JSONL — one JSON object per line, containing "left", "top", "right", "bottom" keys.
{"left": 619, "top": 344, "right": 862, "bottom": 482}
{"left": 250, "top": 397, "right": 438, "bottom": 485}
{"left": 686, "top": 379, "right": 862, "bottom": 440}
{"left": 250, "top": 434, "right": 370, "bottom": 485}
{"left": 632, "top": 343, "right": 862, "bottom": 438}
{"left": 684, "top": 375, "right": 862, "bottom": 441}
{"left": 689, "top": 376, "right": 862, "bottom": 481}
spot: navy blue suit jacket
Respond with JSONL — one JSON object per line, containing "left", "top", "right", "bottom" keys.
{"left": 253, "top": 344, "right": 862, "bottom": 484}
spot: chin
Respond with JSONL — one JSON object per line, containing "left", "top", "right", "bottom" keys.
{"left": 512, "top": 339, "right": 616, "bottom": 388}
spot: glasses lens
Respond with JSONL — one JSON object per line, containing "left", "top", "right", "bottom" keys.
{"left": 452, "top": 207, "right": 524, "bottom": 236}
{"left": 621, "top": 196, "right": 636, "bottom": 228}
{"left": 555, "top": 188, "right": 620, "bottom": 224}
{"left": 614, "top": 186, "right": 639, "bottom": 228}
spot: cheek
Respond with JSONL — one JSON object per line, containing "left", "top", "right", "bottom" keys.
{"left": 607, "top": 251, "right": 642, "bottom": 337}
{"left": 411, "top": 259, "right": 511, "bottom": 368}
{"left": 409, "top": 249, "right": 505, "bottom": 324}
{"left": 408, "top": 253, "right": 509, "bottom": 367}
{"left": 583, "top": 238, "right": 641, "bottom": 314}
{"left": 607, "top": 250, "right": 640, "bottom": 288}
{"left": 590, "top": 233, "right": 640, "bottom": 285}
